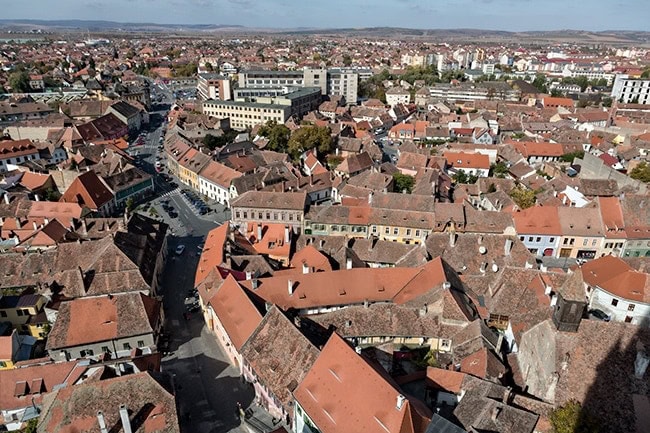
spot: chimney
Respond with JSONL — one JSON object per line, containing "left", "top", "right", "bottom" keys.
{"left": 309, "top": 174, "right": 313, "bottom": 186}
{"left": 256, "top": 223, "right": 263, "bottom": 243}
{"left": 34, "top": 194, "right": 40, "bottom": 202}
{"left": 44, "top": 218, "right": 49, "bottom": 225}
{"left": 635, "top": 342, "right": 650, "bottom": 379}
{"left": 32, "top": 222, "right": 38, "bottom": 231}
{"left": 81, "top": 219, "right": 88, "bottom": 235}
{"left": 396, "top": 394, "right": 406, "bottom": 410}
{"left": 525, "top": 261, "right": 534, "bottom": 269}
{"left": 480, "top": 262, "right": 487, "bottom": 273}
{"left": 288, "top": 279, "right": 295, "bottom": 296}
{"left": 491, "top": 406, "right": 501, "bottom": 422}
{"left": 96, "top": 411, "right": 109, "bottom": 433}
{"left": 284, "top": 225, "right": 290, "bottom": 244}
{"left": 503, "top": 386, "right": 513, "bottom": 404}
{"left": 251, "top": 279, "right": 259, "bottom": 290}
{"left": 302, "top": 262, "right": 309, "bottom": 274}
{"left": 504, "top": 239, "right": 513, "bottom": 256}
{"left": 3, "top": 194, "right": 9, "bottom": 205}
{"left": 246, "top": 271, "right": 253, "bottom": 280}
{"left": 15, "top": 219, "right": 21, "bottom": 229}
{"left": 368, "top": 191, "right": 374, "bottom": 205}
{"left": 449, "top": 231, "right": 456, "bottom": 247}
{"left": 544, "top": 285, "right": 552, "bottom": 296}
{"left": 119, "top": 405, "right": 132, "bottom": 433}
{"left": 355, "top": 346, "right": 362, "bottom": 354}
{"left": 346, "top": 257, "right": 352, "bottom": 270}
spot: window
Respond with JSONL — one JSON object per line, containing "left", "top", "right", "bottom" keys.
{"left": 528, "top": 236, "right": 533, "bottom": 242}
{"left": 266, "top": 212, "right": 271, "bottom": 220}
{"left": 611, "top": 299, "right": 619, "bottom": 307}
{"left": 243, "top": 211, "right": 248, "bottom": 219}
{"left": 86, "top": 349, "right": 94, "bottom": 356}
{"left": 625, "top": 316, "right": 633, "bottom": 323}
{"left": 520, "top": 236, "right": 525, "bottom": 241}
{"left": 570, "top": 238, "right": 575, "bottom": 245}
{"left": 583, "top": 239, "right": 588, "bottom": 246}
{"left": 592, "top": 239, "right": 597, "bottom": 246}
{"left": 123, "top": 342, "right": 132, "bottom": 350}
{"left": 0, "top": 311, "right": 6, "bottom": 318}
{"left": 289, "top": 214, "right": 294, "bottom": 221}
{"left": 563, "top": 238, "right": 569, "bottom": 245}
{"left": 536, "top": 237, "right": 541, "bottom": 242}
{"left": 393, "top": 228, "right": 399, "bottom": 235}
{"left": 137, "top": 340, "right": 145, "bottom": 348}
{"left": 101, "top": 346, "right": 110, "bottom": 353}
{"left": 549, "top": 237, "right": 555, "bottom": 243}
{"left": 628, "top": 304, "right": 636, "bottom": 311}
{"left": 372, "top": 226, "right": 377, "bottom": 234}
{"left": 406, "top": 229, "right": 412, "bottom": 236}
{"left": 415, "top": 230, "right": 420, "bottom": 237}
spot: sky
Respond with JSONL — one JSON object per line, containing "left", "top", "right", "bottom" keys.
{"left": 2, "top": 0, "right": 649, "bottom": 31}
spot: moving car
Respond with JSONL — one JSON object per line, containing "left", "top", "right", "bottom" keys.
{"left": 175, "top": 244, "right": 186, "bottom": 255}
{"left": 588, "top": 309, "right": 610, "bottom": 322}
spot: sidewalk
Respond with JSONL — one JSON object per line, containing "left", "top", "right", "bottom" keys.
{"left": 242, "top": 404, "right": 287, "bottom": 433}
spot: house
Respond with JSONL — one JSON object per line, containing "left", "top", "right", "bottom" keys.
{"left": 389, "top": 123, "right": 415, "bottom": 141}
{"left": 540, "top": 96, "right": 574, "bottom": 109}
{"left": 46, "top": 292, "right": 162, "bottom": 362}
{"left": 244, "top": 222, "right": 292, "bottom": 266}
{"left": 0, "top": 139, "right": 41, "bottom": 173}
{"left": 240, "top": 306, "right": 319, "bottom": 424}
{"left": 198, "top": 160, "right": 242, "bottom": 206}
{"left": 557, "top": 206, "right": 605, "bottom": 260}
{"left": 293, "top": 333, "right": 431, "bottom": 433}
{"left": 335, "top": 152, "right": 373, "bottom": 178}
{"left": 177, "top": 148, "right": 211, "bottom": 190}
{"left": 0, "top": 360, "right": 83, "bottom": 431}
{"left": 0, "top": 293, "right": 48, "bottom": 339}
{"left": 512, "top": 142, "right": 565, "bottom": 164}
{"left": 385, "top": 86, "right": 412, "bottom": 108}
{"left": 37, "top": 371, "right": 180, "bottom": 433}
{"left": 231, "top": 191, "right": 308, "bottom": 234}
{"left": 0, "top": 330, "right": 37, "bottom": 370}
{"left": 59, "top": 170, "right": 115, "bottom": 216}
{"left": 583, "top": 255, "right": 650, "bottom": 326}
{"left": 443, "top": 151, "right": 490, "bottom": 178}
{"left": 512, "top": 206, "right": 561, "bottom": 257}
{"left": 200, "top": 274, "right": 263, "bottom": 368}
{"left": 597, "top": 196, "right": 627, "bottom": 257}
{"left": 106, "top": 100, "right": 143, "bottom": 132}
{"left": 472, "top": 128, "right": 496, "bottom": 145}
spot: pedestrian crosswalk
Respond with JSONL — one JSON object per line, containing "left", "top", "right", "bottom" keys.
{"left": 161, "top": 187, "right": 179, "bottom": 197}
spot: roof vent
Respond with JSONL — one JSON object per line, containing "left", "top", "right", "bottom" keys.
{"left": 479, "top": 245, "right": 487, "bottom": 255}
{"left": 396, "top": 394, "right": 406, "bottom": 410}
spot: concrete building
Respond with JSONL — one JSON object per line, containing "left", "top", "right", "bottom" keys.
{"left": 197, "top": 73, "right": 232, "bottom": 101}
{"left": 386, "top": 86, "right": 411, "bottom": 108}
{"left": 611, "top": 74, "right": 650, "bottom": 104}
{"left": 326, "top": 68, "right": 359, "bottom": 104}
{"left": 202, "top": 87, "right": 321, "bottom": 130}
{"left": 238, "top": 70, "right": 304, "bottom": 88}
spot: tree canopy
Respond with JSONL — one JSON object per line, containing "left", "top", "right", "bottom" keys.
{"left": 630, "top": 161, "right": 650, "bottom": 183}
{"left": 8, "top": 71, "right": 30, "bottom": 93}
{"left": 258, "top": 120, "right": 291, "bottom": 153}
{"left": 392, "top": 173, "right": 415, "bottom": 194}
{"left": 549, "top": 400, "right": 600, "bottom": 433}
{"left": 287, "top": 126, "right": 333, "bottom": 160}
{"left": 509, "top": 185, "right": 536, "bottom": 209}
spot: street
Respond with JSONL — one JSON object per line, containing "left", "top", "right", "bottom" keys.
{"left": 128, "top": 83, "right": 274, "bottom": 433}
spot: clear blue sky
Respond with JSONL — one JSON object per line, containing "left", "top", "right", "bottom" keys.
{"left": 3, "top": 0, "right": 648, "bottom": 31}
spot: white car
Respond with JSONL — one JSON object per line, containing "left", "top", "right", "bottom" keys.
{"left": 175, "top": 244, "right": 186, "bottom": 255}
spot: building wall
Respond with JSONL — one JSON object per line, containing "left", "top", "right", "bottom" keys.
{"left": 589, "top": 287, "right": 650, "bottom": 326}
{"left": 518, "top": 234, "right": 560, "bottom": 257}
{"left": 232, "top": 206, "right": 304, "bottom": 233}
{"left": 623, "top": 239, "right": 650, "bottom": 258}
{"left": 202, "top": 101, "right": 289, "bottom": 131}
{"left": 198, "top": 177, "right": 232, "bottom": 206}
{"left": 205, "top": 305, "right": 243, "bottom": 368}
{"left": 50, "top": 333, "right": 156, "bottom": 362}
{"left": 242, "top": 362, "right": 286, "bottom": 420}
{"left": 557, "top": 235, "right": 603, "bottom": 259}
{"left": 0, "top": 152, "right": 41, "bottom": 172}
{"left": 612, "top": 74, "right": 650, "bottom": 104}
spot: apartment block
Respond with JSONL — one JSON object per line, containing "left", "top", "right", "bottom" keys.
{"left": 611, "top": 74, "right": 650, "bottom": 104}
{"left": 197, "top": 73, "right": 232, "bottom": 101}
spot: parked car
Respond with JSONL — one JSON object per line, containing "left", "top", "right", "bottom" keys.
{"left": 175, "top": 244, "right": 185, "bottom": 255}
{"left": 588, "top": 309, "right": 610, "bottom": 322}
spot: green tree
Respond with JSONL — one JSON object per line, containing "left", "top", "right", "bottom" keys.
{"left": 126, "top": 197, "right": 135, "bottom": 212}
{"left": 509, "top": 186, "right": 536, "bottom": 209}
{"left": 8, "top": 71, "right": 30, "bottom": 93}
{"left": 559, "top": 151, "right": 585, "bottom": 163}
{"left": 22, "top": 418, "right": 38, "bottom": 433}
{"left": 204, "top": 62, "right": 214, "bottom": 72}
{"left": 531, "top": 74, "right": 547, "bottom": 93}
{"left": 550, "top": 400, "right": 600, "bottom": 433}
{"left": 491, "top": 162, "right": 509, "bottom": 178}
{"left": 630, "top": 161, "right": 650, "bottom": 183}
{"left": 452, "top": 171, "right": 478, "bottom": 184}
{"left": 287, "top": 126, "right": 332, "bottom": 160}
{"left": 342, "top": 54, "right": 352, "bottom": 67}
{"left": 392, "top": 173, "right": 415, "bottom": 194}
{"left": 258, "top": 120, "right": 291, "bottom": 153}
